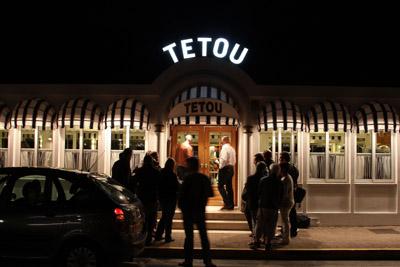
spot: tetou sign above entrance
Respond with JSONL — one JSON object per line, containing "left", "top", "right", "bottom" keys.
{"left": 162, "top": 37, "right": 249, "bottom": 65}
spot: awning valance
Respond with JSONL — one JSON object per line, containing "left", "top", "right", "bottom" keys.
{"left": 12, "top": 98, "right": 56, "bottom": 129}
{"left": 169, "top": 86, "right": 239, "bottom": 126}
{"left": 0, "top": 102, "right": 10, "bottom": 130}
{"left": 354, "top": 102, "right": 399, "bottom": 133}
{"left": 105, "top": 98, "right": 149, "bottom": 130}
{"left": 258, "top": 100, "right": 304, "bottom": 131}
{"left": 58, "top": 98, "right": 103, "bottom": 130}
{"left": 307, "top": 101, "right": 351, "bottom": 132}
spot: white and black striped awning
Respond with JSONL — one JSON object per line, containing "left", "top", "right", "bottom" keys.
{"left": 354, "top": 102, "right": 399, "bottom": 133}
{"left": 258, "top": 100, "right": 304, "bottom": 131}
{"left": 170, "top": 116, "right": 238, "bottom": 126}
{"left": 0, "top": 102, "right": 10, "bottom": 130}
{"left": 106, "top": 98, "right": 149, "bottom": 130}
{"left": 169, "top": 86, "right": 239, "bottom": 126}
{"left": 12, "top": 98, "right": 56, "bottom": 129}
{"left": 307, "top": 101, "right": 352, "bottom": 132}
{"left": 58, "top": 98, "right": 103, "bottom": 130}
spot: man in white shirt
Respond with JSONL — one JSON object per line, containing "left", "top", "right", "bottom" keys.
{"left": 217, "top": 136, "right": 236, "bottom": 210}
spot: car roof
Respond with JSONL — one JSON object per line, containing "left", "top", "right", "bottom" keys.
{"left": 0, "top": 167, "right": 91, "bottom": 178}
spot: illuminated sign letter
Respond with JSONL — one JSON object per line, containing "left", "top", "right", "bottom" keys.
{"left": 197, "top": 37, "right": 212, "bottom": 57}
{"left": 181, "top": 39, "right": 195, "bottom": 59}
{"left": 229, "top": 43, "right": 249, "bottom": 65}
{"left": 213, "top": 38, "right": 229, "bottom": 58}
{"left": 162, "top": 43, "right": 179, "bottom": 63}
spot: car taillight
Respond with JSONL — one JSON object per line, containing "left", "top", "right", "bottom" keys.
{"left": 114, "top": 208, "right": 125, "bottom": 222}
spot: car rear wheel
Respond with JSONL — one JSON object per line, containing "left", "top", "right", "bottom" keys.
{"left": 62, "top": 242, "right": 101, "bottom": 267}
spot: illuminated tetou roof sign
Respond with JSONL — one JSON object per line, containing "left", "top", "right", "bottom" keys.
{"left": 162, "top": 37, "right": 249, "bottom": 65}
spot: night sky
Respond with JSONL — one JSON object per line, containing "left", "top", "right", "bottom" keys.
{"left": 0, "top": 1, "right": 399, "bottom": 86}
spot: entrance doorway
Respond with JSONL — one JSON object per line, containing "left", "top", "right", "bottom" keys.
{"left": 170, "top": 125, "right": 238, "bottom": 206}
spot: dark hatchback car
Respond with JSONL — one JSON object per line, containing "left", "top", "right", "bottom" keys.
{"left": 0, "top": 167, "right": 146, "bottom": 266}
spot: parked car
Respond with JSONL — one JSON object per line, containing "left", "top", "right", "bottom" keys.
{"left": 0, "top": 167, "right": 146, "bottom": 266}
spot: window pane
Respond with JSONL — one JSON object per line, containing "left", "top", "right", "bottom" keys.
{"left": 376, "top": 131, "right": 391, "bottom": 179}
{"left": 66, "top": 129, "right": 80, "bottom": 149}
{"left": 129, "top": 129, "right": 145, "bottom": 151}
{"left": 111, "top": 128, "right": 125, "bottom": 150}
{"left": 11, "top": 175, "right": 46, "bottom": 207}
{"left": 260, "top": 131, "right": 277, "bottom": 161}
{"left": 38, "top": 130, "right": 53, "bottom": 149}
{"left": 310, "top": 133, "right": 326, "bottom": 178}
{"left": 328, "top": 132, "right": 345, "bottom": 179}
{"left": 356, "top": 132, "right": 372, "bottom": 179}
{"left": 21, "top": 129, "right": 35, "bottom": 148}
{"left": 83, "top": 131, "right": 98, "bottom": 150}
{"left": 0, "top": 130, "right": 8, "bottom": 148}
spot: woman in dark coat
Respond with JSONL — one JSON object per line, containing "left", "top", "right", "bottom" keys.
{"left": 155, "top": 157, "right": 179, "bottom": 243}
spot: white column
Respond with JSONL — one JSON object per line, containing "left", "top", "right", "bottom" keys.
{"left": 34, "top": 127, "right": 38, "bottom": 167}
{"left": 97, "top": 128, "right": 106, "bottom": 174}
{"left": 372, "top": 131, "right": 376, "bottom": 180}
{"left": 325, "top": 131, "right": 329, "bottom": 180}
{"left": 272, "top": 130, "right": 277, "bottom": 162}
{"left": 277, "top": 128, "right": 282, "bottom": 157}
{"left": 79, "top": 129, "right": 83, "bottom": 170}
{"left": 104, "top": 127, "right": 112, "bottom": 175}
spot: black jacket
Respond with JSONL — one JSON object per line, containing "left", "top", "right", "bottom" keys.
{"left": 111, "top": 159, "right": 131, "bottom": 187}
{"left": 133, "top": 165, "right": 161, "bottom": 205}
{"left": 243, "top": 173, "right": 265, "bottom": 211}
{"left": 158, "top": 168, "right": 179, "bottom": 202}
{"left": 258, "top": 174, "right": 283, "bottom": 210}
{"left": 178, "top": 172, "right": 213, "bottom": 214}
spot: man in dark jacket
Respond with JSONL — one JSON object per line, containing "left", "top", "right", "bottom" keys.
{"left": 279, "top": 152, "right": 299, "bottom": 237}
{"left": 111, "top": 148, "right": 132, "bottom": 187}
{"left": 178, "top": 157, "right": 216, "bottom": 267}
{"left": 132, "top": 154, "right": 161, "bottom": 245}
{"left": 252, "top": 163, "right": 283, "bottom": 252}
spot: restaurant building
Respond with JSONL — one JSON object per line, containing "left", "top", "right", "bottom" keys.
{"left": 1, "top": 57, "right": 400, "bottom": 226}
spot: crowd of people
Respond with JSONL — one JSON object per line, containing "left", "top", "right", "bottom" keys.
{"left": 242, "top": 151, "right": 299, "bottom": 251}
{"left": 111, "top": 147, "right": 216, "bottom": 267}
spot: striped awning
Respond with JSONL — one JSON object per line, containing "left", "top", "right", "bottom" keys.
{"left": 354, "top": 102, "right": 399, "bottom": 133}
{"left": 170, "top": 116, "right": 238, "bottom": 126}
{"left": 258, "top": 100, "right": 304, "bottom": 131}
{"left": 0, "top": 102, "right": 10, "bottom": 130}
{"left": 105, "top": 98, "right": 149, "bottom": 130}
{"left": 11, "top": 98, "right": 56, "bottom": 129}
{"left": 58, "top": 98, "right": 103, "bottom": 129}
{"left": 307, "top": 101, "right": 351, "bottom": 132}
{"left": 169, "top": 86, "right": 239, "bottom": 126}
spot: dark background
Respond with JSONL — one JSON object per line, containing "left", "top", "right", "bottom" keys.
{"left": 0, "top": 1, "right": 399, "bottom": 86}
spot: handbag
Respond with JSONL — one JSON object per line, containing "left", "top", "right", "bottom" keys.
{"left": 294, "top": 187, "right": 306, "bottom": 203}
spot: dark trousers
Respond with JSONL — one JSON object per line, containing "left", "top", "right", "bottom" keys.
{"left": 244, "top": 207, "right": 258, "bottom": 233}
{"left": 218, "top": 165, "right": 234, "bottom": 208}
{"left": 143, "top": 202, "right": 158, "bottom": 243}
{"left": 183, "top": 212, "right": 212, "bottom": 265}
{"left": 289, "top": 205, "right": 298, "bottom": 236}
{"left": 155, "top": 198, "right": 176, "bottom": 239}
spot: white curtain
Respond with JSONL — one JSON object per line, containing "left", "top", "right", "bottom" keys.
{"left": 131, "top": 152, "right": 145, "bottom": 170}
{"left": 21, "top": 149, "right": 34, "bottom": 167}
{"left": 38, "top": 150, "right": 52, "bottom": 167}
{"left": 329, "top": 154, "right": 345, "bottom": 179}
{"left": 376, "top": 154, "right": 391, "bottom": 179}
{"left": 83, "top": 150, "right": 98, "bottom": 172}
{"left": 65, "top": 150, "right": 80, "bottom": 170}
{"left": 310, "top": 153, "right": 325, "bottom": 178}
{"left": 0, "top": 149, "right": 7, "bottom": 167}
{"left": 111, "top": 150, "right": 121, "bottom": 170}
{"left": 356, "top": 154, "right": 372, "bottom": 179}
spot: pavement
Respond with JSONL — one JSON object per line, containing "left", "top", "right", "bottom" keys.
{"left": 142, "top": 226, "right": 400, "bottom": 260}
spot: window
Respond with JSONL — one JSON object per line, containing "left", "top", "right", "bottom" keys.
{"left": 0, "top": 131, "right": 7, "bottom": 167}
{"left": 38, "top": 130, "right": 53, "bottom": 167}
{"left": 21, "top": 129, "right": 35, "bottom": 149}
{"left": 260, "top": 130, "right": 298, "bottom": 165}
{"left": 309, "top": 131, "right": 346, "bottom": 181}
{"left": 66, "top": 129, "right": 80, "bottom": 149}
{"left": 356, "top": 131, "right": 392, "bottom": 181}
{"left": 83, "top": 130, "right": 98, "bottom": 150}
{"left": 111, "top": 128, "right": 125, "bottom": 150}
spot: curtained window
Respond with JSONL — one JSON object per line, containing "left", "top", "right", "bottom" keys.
{"left": 37, "top": 129, "right": 53, "bottom": 167}
{"left": 0, "top": 130, "right": 8, "bottom": 167}
{"left": 356, "top": 131, "right": 392, "bottom": 181}
{"left": 260, "top": 130, "right": 299, "bottom": 167}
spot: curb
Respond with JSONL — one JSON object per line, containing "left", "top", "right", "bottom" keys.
{"left": 142, "top": 247, "right": 400, "bottom": 260}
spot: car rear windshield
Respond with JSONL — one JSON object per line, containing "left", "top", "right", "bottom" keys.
{"left": 95, "top": 177, "right": 136, "bottom": 205}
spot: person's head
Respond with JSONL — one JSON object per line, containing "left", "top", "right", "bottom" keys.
{"left": 185, "top": 134, "right": 193, "bottom": 144}
{"left": 120, "top": 148, "right": 132, "bottom": 161}
{"left": 143, "top": 155, "right": 154, "bottom": 167}
{"left": 221, "top": 136, "right": 230, "bottom": 145}
{"left": 185, "top": 157, "right": 200, "bottom": 173}
{"left": 279, "top": 151, "right": 291, "bottom": 164}
{"left": 22, "top": 180, "right": 41, "bottom": 204}
{"left": 255, "top": 161, "right": 267, "bottom": 176}
{"left": 269, "top": 163, "right": 281, "bottom": 177}
{"left": 263, "top": 150, "right": 273, "bottom": 161}
{"left": 150, "top": 151, "right": 159, "bottom": 162}
{"left": 164, "top": 157, "right": 176, "bottom": 172}
{"left": 279, "top": 162, "right": 289, "bottom": 177}
{"left": 253, "top": 153, "right": 265, "bottom": 165}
